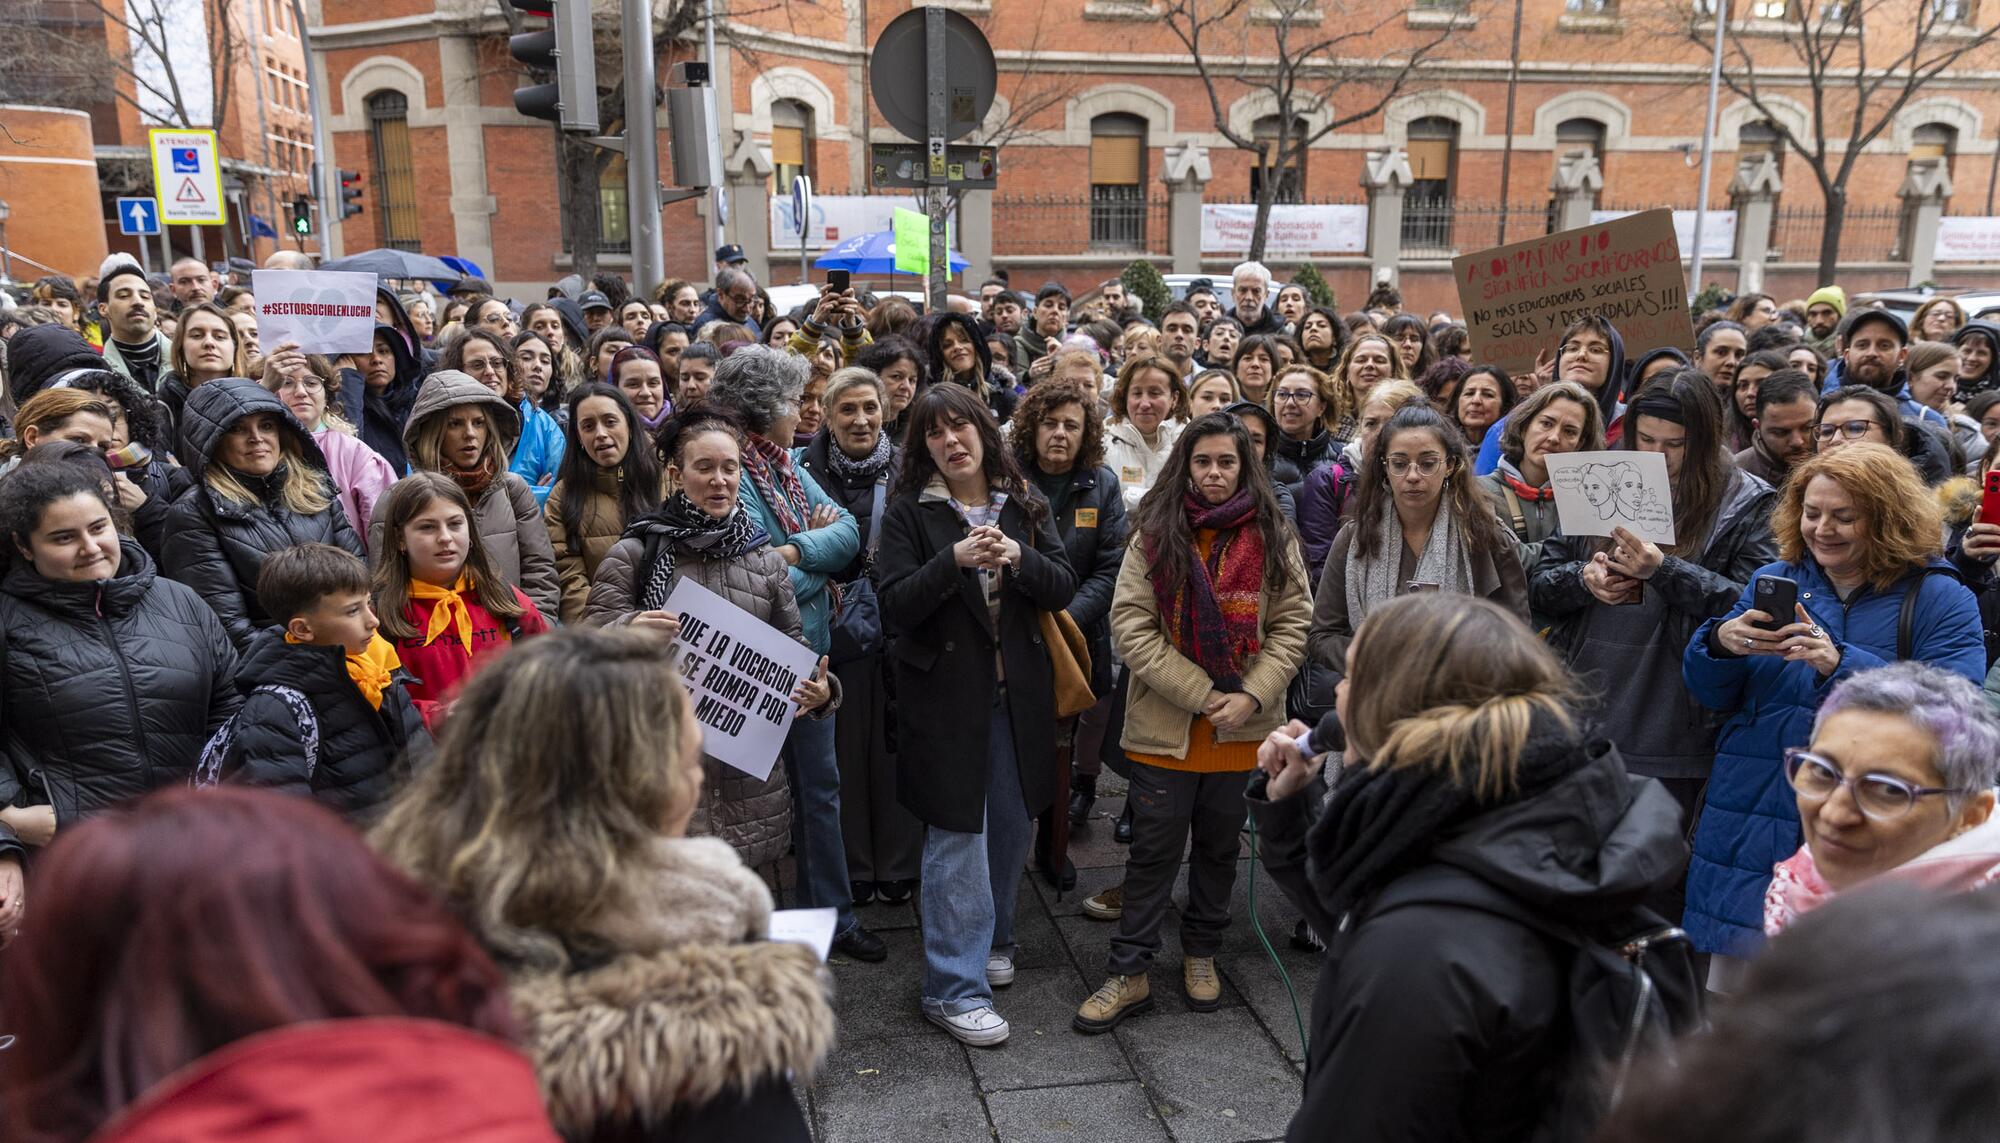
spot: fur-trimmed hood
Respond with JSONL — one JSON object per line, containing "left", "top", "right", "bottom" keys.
{"left": 1940, "top": 475, "right": 1981, "bottom": 528}
{"left": 506, "top": 838, "right": 835, "bottom": 1137}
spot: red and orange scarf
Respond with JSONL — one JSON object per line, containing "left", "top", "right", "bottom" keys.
{"left": 1149, "top": 488, "right": 1265, "bottom": 690}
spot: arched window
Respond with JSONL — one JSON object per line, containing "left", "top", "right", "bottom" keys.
{"left": 366, "top": 91, "right": 421, "bottom": 251}
{"left": 771, "top": 99, "right": 814, "bottom": 194}
{"left": 1089, "top": 112, "right": 1148, "bottom": 249}
{"left": 1912, "top": 122, "right": 1957, "bottom": 175}
{"left": 1555, "top": 117, "right": 1606, "bottom": 163}
{"left": 1402, "top": 116, "right": 1458, "bottom": 251}
{"left": 1250, "top": 114, "right": 1308, "bottom": 204}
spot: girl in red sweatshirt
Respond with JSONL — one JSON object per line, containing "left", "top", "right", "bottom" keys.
{"left": 371, "top": 472, "right": 550, "bottom": 730}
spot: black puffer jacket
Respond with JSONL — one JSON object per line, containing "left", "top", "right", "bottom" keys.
{"left": 1272, "top": 429, "right": 1339, "bottom": 508}
{"left": 337, "top": 322, "right": 423, "bottom": 474}
{"left": 797, "top": 430, "right": 900, "bottom": 583}
{"left": 6, "top": 324, "right": 103, "bottom": 404}
{"left": 214, "top": 630, "right": 430, "bottom": 822}
{"left": 127, "top": 455, "right": 196, "bottom": 566}
{"left": 0, "top": 539, "right": 240, "bottom": 826}
{"left": 161, "top": 378, "right": 365, "bottom": 650}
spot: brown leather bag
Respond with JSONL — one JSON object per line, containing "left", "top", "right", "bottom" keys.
{"left": 1038, "top": 609, "right": 1095, "bottom": 719}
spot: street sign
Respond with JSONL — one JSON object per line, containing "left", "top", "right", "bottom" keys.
{"left": 868, "top": 8, "right": 996, "bottom": 144}
{"left": 791, "top": 174, "right": 812, "bottom": 284}
{"left": 116, "top": 197, "right": 160, "bottom": 237}
{"left": 147, "top": 128, "right": 226, "bottom": 226}
{"left": 870, "top": 143, "right": 998, "bottom": 189}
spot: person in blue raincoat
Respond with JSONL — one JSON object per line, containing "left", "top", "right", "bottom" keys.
{"left": 1683, "top": 443, "right": 1984, "bottom": 975}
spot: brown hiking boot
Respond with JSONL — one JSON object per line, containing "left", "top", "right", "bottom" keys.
{"left": 1073, "top": 973, "right": 1153, "bottom": 1034}
{"left": 1080, "top": 882, "right": 1123, "bottom": 921}
{"left": 1182, "top": 956, "right": 1221, "bottom": 1012}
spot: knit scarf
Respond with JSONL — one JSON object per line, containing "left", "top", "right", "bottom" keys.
{"left": 825, "top": 431, "right": 894, "bottom": 483}
{"left": 284, "top": 630, "right": 402, "bottom": 709}
{"left": 629, "top": 492, "right": 771, "bottom": 611}
{"left": 1344, "top": 499, "right": 1474, "bottom": 626}
{"left": 409, "top": 574, "right": 478, "bottom": 648}
{"left": 742, "top": 434, "right": 809, "bottom": 535}
{"left": 449, "top": 452, "right": 499, "bottom": 501}
{"left": 1148, "top": 488, "right": 1264, "bottom": 691}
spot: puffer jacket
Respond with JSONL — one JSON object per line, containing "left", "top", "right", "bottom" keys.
{"left": 161, "top": 378, "right": 365, "bottom": 650}
{"left": 1271, "top": 429, "right": 1338, "bottom": 509}
{"left": 544, "top": 468, "right": 665, "bottom": 625}
{"left": 1683, "top": 555, "right": 1986, "bottom": 956}
{"left": 0, "top": 539, "right": 240, "bottom": 826}
{"left": 368, "top": 371, "right": 562, "bottom": 621}
{"left": 512, "top": 397, "right": 565, "bottom": 508}
{"left": 585, "top": 518, "right": 838, "bottom": 869}
{"left": 1938, "top": 476, "right": 2000, "bottom": 667}
{"left": 1103, "top": 418, "right": 1184, "bottom": 513}
{"left": 214, "top": 629, "right": 431, "bottom": 823}
{"left": 796, "top": 430, "right": 899, "bottom": 583}
{"left": 127, "top": 454, "right": 196, "bottom": 566}
{"left": 1296, "top": 460, "right": 1355, "bottom": 580}
{"left": 736, "top": 446, "right": 858, "bottom": 655}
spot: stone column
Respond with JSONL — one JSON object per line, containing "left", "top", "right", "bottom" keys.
{"left": 1548, "top": 152, "right": 1603, "bottom": 234}
{"left": 437, "top": 34, "right": 498, "bottom": 277}
{"left": 1729, "top": 153, "right": 1781, "bottom": 295}
{"left": 958, "top": 189, "right": 993, "bottom": 285}
{"left": 1901, "top": 156, "right": 1954, "bottom": 286}
{"left": 1161, "top": 142, "right": 1211, "bottom": 275}
{"left": 724, "top": 132, "right": 774, "bottom": 286}
{"left": 1362, "top": 148, "right": 1414, "bottom": 287}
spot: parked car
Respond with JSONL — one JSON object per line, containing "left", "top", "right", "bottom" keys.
{"left": 1851, "top": 287, "right": 2000, "bottom": 325}
{"left": 1161, "top": 274, "right": 1236, "bottom": 310}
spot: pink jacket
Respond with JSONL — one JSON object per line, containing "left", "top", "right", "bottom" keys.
{"left": 313, "top": 426, "right": 398, "bottom": 556}
{"left": 1765, "top": 812, "right": 2000, "bottom": 935}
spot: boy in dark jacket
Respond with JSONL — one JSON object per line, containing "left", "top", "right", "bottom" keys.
{"left": 217, "top": 543, "right": 429, "bottom": 821}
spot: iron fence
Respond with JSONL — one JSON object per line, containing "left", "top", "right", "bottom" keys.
{"left": 1769, "top": 203, "right": 1908, "bottom": 263}
{"left": 994, "top": 193, "right": 1170, "bottom": 258}
{"left": 1399, "top": 200, "right": 1552, "bottom": 259}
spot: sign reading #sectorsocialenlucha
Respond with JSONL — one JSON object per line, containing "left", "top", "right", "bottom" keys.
{"left": 252, "top": 270, "right": 380, "bottom": 356}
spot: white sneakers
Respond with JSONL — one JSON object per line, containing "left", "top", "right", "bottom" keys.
{"left": 986, "top": 952, "right": 1015, "bottom": 988}
{"left": 927, "top": 1005, "right": 1011, "bottom": 1047}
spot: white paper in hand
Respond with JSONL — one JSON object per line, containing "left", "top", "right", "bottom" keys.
{"left": 662, "top": 577, "right": 820, "bottom": 782}
{"left": 768, "top": 907, "right": 838, "bottom": 962}
{"left": 1545, "top": 450, "right": 1676, "bottom": 545}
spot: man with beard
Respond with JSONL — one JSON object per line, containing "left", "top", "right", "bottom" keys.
{"left": 167, "top": 257, "right": 215, "bottom": 310}
{"left": 1226, "top": 261, "right": 1284, "bottom": 337}
{"left": 97, "top": 258, "right": 172, "bottom": 393}
{"left": 1732, "top": 369, "right": 1818, "bottom": 485}
{"left": 1824, "top": 307, "right": 1957, "bottom": 483}
{"left": 1184, "top": 282, "right": 1222, "bottom": 327}
{"left": 1696, "top": 320, "right": 1748, "bottom": 400}
{"left": 1804, "top": 285, "right": 1845, "bottom": 355}
{"left": 1098, "top": 278, "right": 1130, "bottom": 322}
{"left": 1158, "top": 302, "right": 1201, "bottom": 378}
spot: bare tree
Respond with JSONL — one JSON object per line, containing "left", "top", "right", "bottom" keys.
{"left": 2, "top": 0, "right": 243, "bottom": 136}
{"left": 1160, "top": 0, "right": 1462, "bottom": 261}
{"left": 1687, "top": 0, "right": 2000, "bottom": 282}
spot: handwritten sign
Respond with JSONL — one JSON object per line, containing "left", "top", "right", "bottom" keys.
{"left": 252, "top": 270, "right": 379, "bottom": 355}
{"left": 663, "top": 577, "right": 818, "bottom": 781}
{"left": 1545, "top": 450, "right": 1676, "bottom": 545}
{"left": 1454, "top": 209, "right": 1693, "bottom": 376}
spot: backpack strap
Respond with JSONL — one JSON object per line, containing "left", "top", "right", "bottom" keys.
{"left": 1897, "top": 566, "right": 1960, "bottom": 661}
{"left": 1500, "top": 484, "right": 1528, "bottom": 539}
{"left": 192, "top": 684, "right": 322, "bottom": 789}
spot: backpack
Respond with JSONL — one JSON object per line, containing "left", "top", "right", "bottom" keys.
{"left": 191, "top": 685, "right": 322, "bottom": 789}
{"left": 1367, "top": 864, "right": 1704, "bottom": 1143}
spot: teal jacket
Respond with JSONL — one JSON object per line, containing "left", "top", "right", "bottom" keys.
{"left": 735, "top": 448, "right": 858, "bottom": 654}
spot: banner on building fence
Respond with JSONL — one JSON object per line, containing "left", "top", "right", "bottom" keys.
{"left": 662, "top": 577, "right": 819, "bottom": 782}
{"left": 1201, "top": 203, "right": 1368, "bottom": 256}
{"left": 1935, "top": 217, "right": 2000, "bottom": 263}
{"left": 251, "top": 270, "right": 379, "bottom": 355}
{"left": 1590, "top": 210, "right": 1736, "bottom": 261}
{"left": 772, "top": 194, "right": 905, "bottom": 250}
{"left": 1455, "top": 209, "right": 1693, "bottom": 377}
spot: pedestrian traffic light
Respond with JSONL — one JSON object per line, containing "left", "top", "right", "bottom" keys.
{"left": 508, "top": 0, "right": 599, "bottom": 133}
{"left": 290, "top": 195, "right": 313, "bottom": 236}
{"left": 338, "top": 170, "right": 363, "bottom": 219}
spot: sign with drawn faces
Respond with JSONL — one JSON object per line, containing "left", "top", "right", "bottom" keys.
{"left": 1545, "top": 450, "right": 1676, "bottom": 546}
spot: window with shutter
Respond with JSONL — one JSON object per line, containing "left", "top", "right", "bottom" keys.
{"left": 1089, "top": 113, "right": 1149, "bottom": 249}
{"left": 367, "top": 92, "right": 422, "bottom": 253}
{"left": 772, "top": 101, "right": 813, "bottom": 196}
{"left": 1090, "top": 136, "right": 1143, "bottom": 185}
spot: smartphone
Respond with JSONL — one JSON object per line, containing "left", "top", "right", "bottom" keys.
{"left": 1979, "top": 470, "right": 2000, "bottom": 529}
{"left": 104, "top": 441, "right": 153, "bottom": 471}
{"left": 1752, "top": 574, "right": 1798, "bottom": 633}
{"left": 1406, "top": 581, "right": 1442, "bottom": 593}
{"left": 826, "top": 269, "right": 850, "bottom": 293}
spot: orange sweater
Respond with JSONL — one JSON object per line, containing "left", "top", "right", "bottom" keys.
{"left": 1126, "top": 528, "right": 1260, "bottom": 775}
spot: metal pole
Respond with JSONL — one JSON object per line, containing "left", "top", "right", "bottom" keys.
{"left": 290, "top": 0, "right": 333, "bottom": 257}
{"left": 157, "top": 222, "right": 171, "bottom": 272}
{"left": 624, "top": 0, "right": 665, "bottom": 294}
{"left": 1, "top": 223, "right": 12, "bottom": 284}
{"left": 702, "top": 0, "right": 725, "bottom": 255}
{"left": 923, "top": 6, "right": 947, "bottom": 314}
{"left": 1496, "top": 0, "right": 1524, "bottom": 245}
{"left": 1688, "top": 0, "right": 1727, "bottom": 292}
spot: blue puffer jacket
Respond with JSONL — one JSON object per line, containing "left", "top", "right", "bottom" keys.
{"left": 734, "top": 447, "right": 859, "bottom": 655}
{"left": 511, "top": 398, "right": 564, "bottom": 508}
{"left": 1682, "top": 556, "right": 1985, "bottom": 956}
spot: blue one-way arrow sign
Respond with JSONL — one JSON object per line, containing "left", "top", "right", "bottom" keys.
{"left": 116, "top": 197, "right": 159, "bottom": 236}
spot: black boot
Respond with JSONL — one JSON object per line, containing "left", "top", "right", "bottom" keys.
{"left": 1068, "top": 772, "right": 1098, "bottom": 827}
{"left": 1114, "top": 800, "right": 1134, "bottom": 845}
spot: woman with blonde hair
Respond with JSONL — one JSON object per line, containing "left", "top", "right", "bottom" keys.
{"left": 1912, "top": 295, "right": 1968, "bottom": 343}
{"left": 1249, "top": 593, "right": 1693, "bottom": 1142}
{"left": 372, "top": 628, "right": 834, "bottom": 1141}
{"left": 1187, "top": 369, "right": 1242, "bottom": 418}
{"left": 1326, "top": 332, "right": 1407, "bottom": 450}
{"left": 0, "top": 389, "right": 118, "bottom": 475}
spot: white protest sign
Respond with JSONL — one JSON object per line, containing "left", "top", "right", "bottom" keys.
{"left": 1545, "top": 450, "right": 1676, "bottom": 545}
{"left": 252, "top": 270, "right": 380, "bottom": 355}
{"left": 663, "top": 576, "right": 819, "bottom": 782}
{"left": 1201, "top": 203, "right": 1368, "bottom": 256}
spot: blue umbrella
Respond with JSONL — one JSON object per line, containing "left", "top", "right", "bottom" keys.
{"left": 814, "top": 229, "right": 968, "bottom": 275}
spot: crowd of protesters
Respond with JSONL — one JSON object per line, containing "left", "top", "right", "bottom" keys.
{"left": 2, "top": 242, "right": 2000, "bottom": 1142}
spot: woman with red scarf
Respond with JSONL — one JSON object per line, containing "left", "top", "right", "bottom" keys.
{"left": 1074, "top": 412, "right": 1310, "bottom": 1035}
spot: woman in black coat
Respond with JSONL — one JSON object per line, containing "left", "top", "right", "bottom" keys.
{"left": 0, "top": 464, "right": 239, "bottom": 840}
{"left": 1007, "top": 379, "right": 1129, "bottom": 877}
{"left": 875, "top": 383, "right": 1077, "bottom": 1048}
{"left": 798, "top": 366, "right": 924, "bottom": 908}
{"left": 161, "top": 377, "right": 364, "bottom": 650}
{"left": 1248, "top": 593, "right": 1689, "bottom": 1143}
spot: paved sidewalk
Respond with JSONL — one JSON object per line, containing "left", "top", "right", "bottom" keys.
{"left": 803, "top": 777, "right": 1321, "bottom": 1143}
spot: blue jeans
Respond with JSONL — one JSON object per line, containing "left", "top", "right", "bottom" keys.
{"left": 920, "top": 694, "right": 1034, "bottom": 1017}
{"left": 784, "top": 713, "right": 855, "bottom": 935}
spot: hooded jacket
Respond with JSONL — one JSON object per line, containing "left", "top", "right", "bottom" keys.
{"left": 368, "top": 371, "right": 562, "bottom": 621}
{"left": 89, "top": 1019, "right": 560, "bottom": 1143}
{"left": 1245, "top": 723, "right": 1687, "bottom": 1143}
{"left": 340, "top": 322, "right": 423, "bottom": 474}
{"left": 6, "top": 323, "right": 107, "bottom": 403}
{"left": 0, "top": 539, "right": 239, "bottom": 826}
{"left": 512, "top": 398, "right": 565, "bottom": 507}
{"left": 1683, "top": 556, "right": 1986, "bottom": 956}
{"left": 1953, "top": 320, "right": 2000, "bottom": 398}
{"left": 161, "top": 379, "right": 366, "bottom": 651}
{"left": 1475, "top": 327, "right": 1637, "bottom": 474}
{"left": 928, "top": 311, "right": 1017, "bottom": 424}
{"left": 214, "top": 629, "right": 430, "bottom": 822}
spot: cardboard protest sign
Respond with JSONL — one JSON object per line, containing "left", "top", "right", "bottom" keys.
{"left": 1454, "top": 209, "right": 1693, "bottom": 376}
{"left": 663, "top": 577, "right": 819, "bottom": 781}
{"left": 1545, "top": 450, "right": 1676, "bottom": 546}
{"left": 251, "top": 270, "right": 379, "bottom": 355}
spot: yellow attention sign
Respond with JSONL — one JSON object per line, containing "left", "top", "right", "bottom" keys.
{"left": 148, "top": 128, "right": 227, "bottom": 226}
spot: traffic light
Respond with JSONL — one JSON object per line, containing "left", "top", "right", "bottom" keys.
{"left": 338, "top": 170, "right": 363, "bottom": 219}
{"left": 509, "top": 0, "right": 598, "bottom": 133}
{"left": 290, "top": 195, "right": 313, "bottom": 236}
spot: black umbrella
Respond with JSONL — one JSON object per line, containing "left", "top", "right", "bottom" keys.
{"left": 317, "top": 248, "right": 460, "bottom": 281}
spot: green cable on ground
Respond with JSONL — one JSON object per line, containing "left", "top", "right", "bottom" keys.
{"left": 1244, "top": 815, "right": 1310, "bottom": 1068}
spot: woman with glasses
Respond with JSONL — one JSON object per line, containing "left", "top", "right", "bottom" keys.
{"left": 1813, "top": 385, "right": 1905, "bottom": 456}
{"left": 1762, "top": 661, "right": 2000, "bottom": 935}
{"left": 1268, "top": 363, "right": 1340, "bottom": 507}
{"left": 1684, "top": 443, "right": 1985, "bottom": 977}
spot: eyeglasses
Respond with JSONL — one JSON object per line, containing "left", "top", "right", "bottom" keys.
{"left": 1784, "top": 748, "right": 1967, "bottom": 820}
{"left": 1814, "top": 419, "right": 1881, "bottom": 442}
{"left": 1272, "top": 388, "right": 1318, "bottom": 404}
{"left": 1385, "top": 456, "right": 1446, "bottom": 477}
